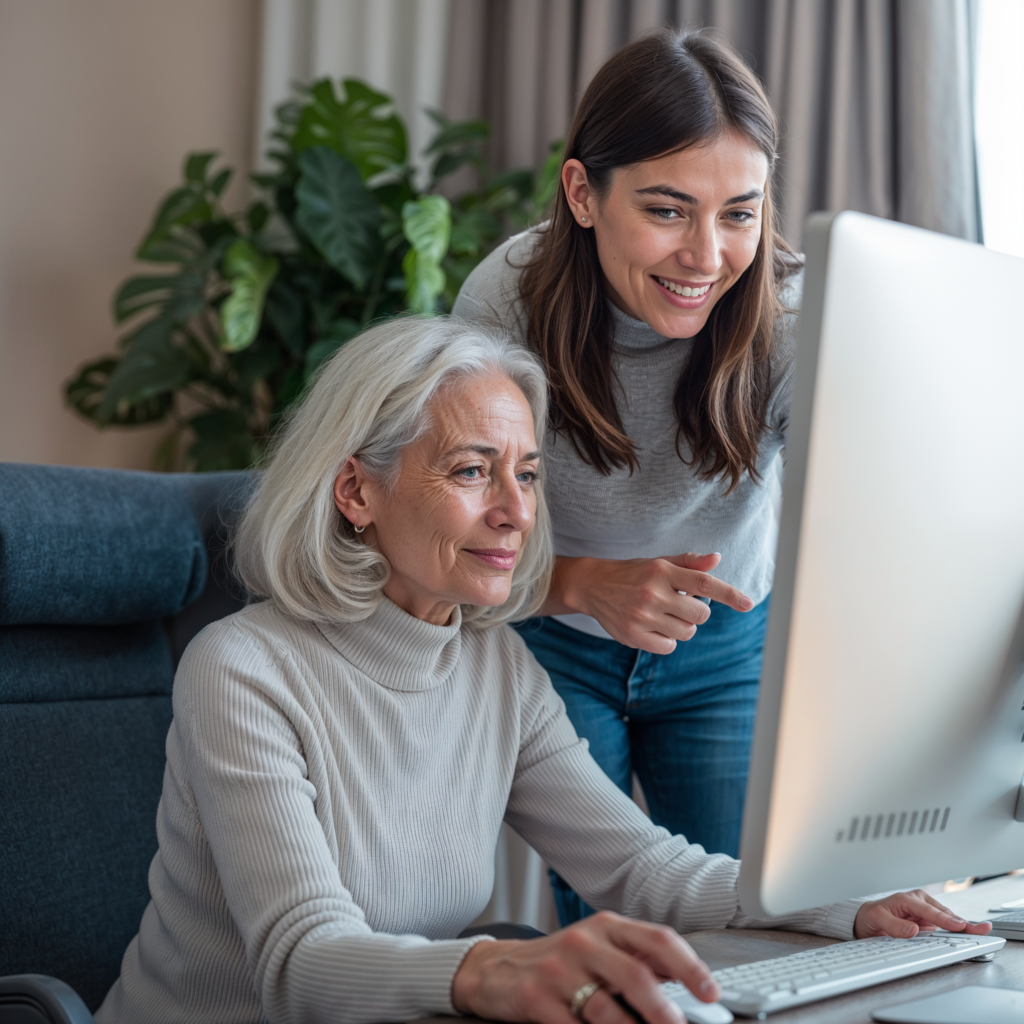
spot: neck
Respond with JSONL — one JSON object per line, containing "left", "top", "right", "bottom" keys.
{"left": 383, "top": 578, "right": 456, "bottom": 626}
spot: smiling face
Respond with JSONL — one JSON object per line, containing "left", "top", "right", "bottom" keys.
{"left": 333, "top": 372, "right": 540, "bottom": 625}
{"left": 562, "top": 130, "right": 770, "bottom": 339}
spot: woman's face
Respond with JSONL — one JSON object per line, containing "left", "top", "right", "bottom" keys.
{"left": 333, "top": 372, "right": 540, "bottom": 625}
{"left": 562, "top": 130, "right": 769, "bottom": 339}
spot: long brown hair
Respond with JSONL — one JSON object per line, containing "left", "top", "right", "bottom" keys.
{"left": 519, "top": 29, "right": 800, "bottom": 491}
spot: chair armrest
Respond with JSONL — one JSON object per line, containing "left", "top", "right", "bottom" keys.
{"left": 0, "top": 975, "right": 96, "bottom": 1024}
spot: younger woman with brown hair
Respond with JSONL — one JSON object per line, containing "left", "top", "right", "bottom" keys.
{"left": 453, "top": 28, "right": 803, "bottom": 923}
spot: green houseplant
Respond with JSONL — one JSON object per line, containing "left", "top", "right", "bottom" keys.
{"left": 66, "top": 79, "right": 561, "bottom": 470}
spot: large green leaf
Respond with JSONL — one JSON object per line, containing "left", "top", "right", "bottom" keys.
{"left": 113, "top": 272, "right": 206, "bottom": 324}
{"left": 424, "top": 110, "right": 490, "bottom": 183}
{"left": 403, "top": 250, "right": 445, "bottom": 314}
{"left": 135, "top": 225, "right": 208, "bottom": 265}
{"left": 65, "top": 357, "right": 173, "bottom": 426}
{"left": 295, "top": 147, "right": 382, "bottom": 290}
{"left": 291, "top": 79, "right": 407, "bottom": 180}
{"left": 448, "top": 206, "right": 501, "bottom": 256}
{"left": 136, "top": 152, "right": 233, "bottom": 259}
{"left": 98, "top": 319, "right": 192, "bottom": 422}
{"left": 184, "top": 152, "right": 218, "bottom": 184}
{"left": 403, "top": 195, "right": 451, "bottom": 263}
{"left": 304, "top": 317, "right": 360, "bottom": 379}
{"left": 264, "top": 279, "right": 308, "bottom": 356}
{"left": 402, "top": 195, "right": 450, "bottom": 314}
{"left": 219, "top": 239, "right": 279, "bottom": 352}
{"left": 187, "top": 408, "right": 258, "bottom": 471}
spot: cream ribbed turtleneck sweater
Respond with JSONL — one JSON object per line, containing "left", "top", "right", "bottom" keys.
{"left": 97, "top": 598, "right": 860, "bottom": 1024}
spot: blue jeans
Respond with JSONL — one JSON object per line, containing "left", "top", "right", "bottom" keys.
{"left": 514, "top": 595, "right": 769, "bottom": 926}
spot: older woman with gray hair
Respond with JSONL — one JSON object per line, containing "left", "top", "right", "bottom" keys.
{"left": 97, "top": 317, "right": 986, "bottom": 1024}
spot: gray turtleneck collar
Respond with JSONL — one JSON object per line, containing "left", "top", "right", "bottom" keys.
{"left": 608, "top": 301, "right": 675, "bottom": 351}
{"left": 318, "top": 596, "right": 463, "bottom": 692}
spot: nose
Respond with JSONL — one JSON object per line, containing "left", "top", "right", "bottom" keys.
{"left": 675, "top": 216, "right": 722, "bottom": 277}
{"left": 484, "top": 470, "right": 535, "bottom": 533}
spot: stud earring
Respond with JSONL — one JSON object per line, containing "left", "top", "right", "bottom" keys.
{"left": 581, "top": 216, "right": 587, "bottom": 223}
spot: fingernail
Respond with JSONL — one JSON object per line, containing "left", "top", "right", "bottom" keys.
{"left": 699, "top": 978, "right": 719, "bottom": 999}
{"left": 950, "top": 916, "right": 966, "bottom": 925}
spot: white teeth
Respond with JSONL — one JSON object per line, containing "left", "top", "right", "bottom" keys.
{"left": 657, "top": 277, "right": 710, "bottom": 298}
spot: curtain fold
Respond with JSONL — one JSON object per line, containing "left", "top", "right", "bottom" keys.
{"left": 256, "top": 0, "right": 453, "bottom": 176}
{"left": 443, "top": 0, "right": 980, "bottom": 246}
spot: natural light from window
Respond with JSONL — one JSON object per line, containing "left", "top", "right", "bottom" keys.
{"left": 975, "top": 0, "right": 1024, "bottom": 258}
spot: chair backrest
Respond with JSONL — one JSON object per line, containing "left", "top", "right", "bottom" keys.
{"left": 0, "top": 465, "right": 250, "bottom": 1011}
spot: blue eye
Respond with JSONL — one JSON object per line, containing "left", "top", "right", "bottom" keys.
{"left": 457, "top": 466, "right": 482, "bottom": 478}
{"left": 517, "top": 471, "right": 537, "bottom": 484}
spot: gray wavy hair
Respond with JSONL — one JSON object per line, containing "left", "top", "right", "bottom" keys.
{"left": 233, "top": 315, "right": 553, "bottom": 628}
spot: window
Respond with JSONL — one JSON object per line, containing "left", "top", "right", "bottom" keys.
{"left": 974, "top": 0, "right": 1024, "bottom": 258}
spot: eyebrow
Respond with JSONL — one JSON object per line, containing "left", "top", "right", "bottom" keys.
{"left": 634, "top": 185, "right": 765, "bottom": 205}
{"left": 442, "top": 444, "right": 542, "bottom": 461}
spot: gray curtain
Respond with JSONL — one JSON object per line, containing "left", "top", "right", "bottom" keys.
{"left": 443, "top": 0, "right": 980, "bottom": 248}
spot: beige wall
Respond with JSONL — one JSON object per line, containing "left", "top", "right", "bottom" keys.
{"left": 0, "top": 0, "right": 259, "bottom": 469}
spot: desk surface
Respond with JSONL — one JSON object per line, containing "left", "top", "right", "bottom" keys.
{"left": 426, "top": 931, "right": 1022, "bottom": 1024}
{"left": 428, "top": 875, "right": 1024, "bottom": 1024}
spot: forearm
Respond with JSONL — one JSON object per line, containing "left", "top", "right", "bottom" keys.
{"left": 266, "top": 929, "right": 490, "bottom": 1024}
{"left": 508, "top": 741, "right": 865, "bottom": 942}
{"left": 730, "top": 900, "right": 865, "bottom": 941}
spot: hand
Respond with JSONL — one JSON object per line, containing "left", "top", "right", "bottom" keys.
{"left": 452, "top": 911, "right": 720, "bottom": 1024}
{"left": 548, "top": 552, "right": 754, "bottom": 654}
{"left": 853, "top": 889, "right": 994, "bottom": 939}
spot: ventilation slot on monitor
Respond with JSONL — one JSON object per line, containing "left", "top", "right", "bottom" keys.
{"left": 835, "top": 807, "right": 950, "bottom": 843}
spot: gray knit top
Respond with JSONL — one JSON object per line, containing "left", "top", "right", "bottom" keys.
{"left": 452, "top": 229, "right": 801, "bottom": 637}
{"left": 96, "top": 598, "right": 859, "bottom": 1024}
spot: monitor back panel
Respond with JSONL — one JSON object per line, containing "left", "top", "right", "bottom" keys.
{"left": 739, "top": 211, "right": 1024, "bottom": 917}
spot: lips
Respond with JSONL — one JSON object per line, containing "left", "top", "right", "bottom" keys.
{"left": 653, "top": 275, "right": 715, "bottom": 309}
{"left": 466, "top": 548, "right": 518, "bottom": 570}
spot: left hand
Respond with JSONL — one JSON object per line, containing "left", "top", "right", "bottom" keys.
{"left": 854, "top": 889, "right": 993, "bottom": 939}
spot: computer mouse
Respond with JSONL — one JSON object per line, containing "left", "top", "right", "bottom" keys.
{"left": 615, "top": 988, "right": 734, "bottom": 1024}
{"left": 665, "top": 986, "right": 734, "bottom": 1024}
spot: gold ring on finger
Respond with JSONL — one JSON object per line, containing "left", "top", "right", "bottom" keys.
{"left": 571, "top": 981, "right": 601, "bottom": 1019}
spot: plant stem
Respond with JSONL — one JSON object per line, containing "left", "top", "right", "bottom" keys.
{"left": 360, "top": 256, "right": 388, "bottom": 324}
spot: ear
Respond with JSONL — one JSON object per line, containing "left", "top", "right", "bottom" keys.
{"left": 333, "top": 456, "right": 373, "bottom": 531}
{"left": 561, "top": 159, "right": 597, "bottom": 227}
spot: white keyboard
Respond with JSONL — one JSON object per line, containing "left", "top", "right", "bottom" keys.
{"left": 662, "top": 932, "right": 1006, "bottom": 1018}
{"left": 990, "top": 908, "right": 1024, "bottom": 939}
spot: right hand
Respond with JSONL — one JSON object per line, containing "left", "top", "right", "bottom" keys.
{"left": 551, "top": 552, "right": 754, "bottom": 654}
{"left": 451, "top": 910, "right": 721, "bottom": 1024}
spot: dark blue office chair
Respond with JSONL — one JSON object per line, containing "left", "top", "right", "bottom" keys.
{"left": 0, "top": 464, "right": 251, "bottom": 1024}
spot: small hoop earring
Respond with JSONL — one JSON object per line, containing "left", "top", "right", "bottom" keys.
{"left": 353, "top": 522, "right": 365, "bottom": 534}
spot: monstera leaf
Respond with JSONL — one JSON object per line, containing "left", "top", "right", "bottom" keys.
{"left": 66, "top": 357, "right": 173, "bottom": 425}
{"left": 135, "top": 151, "right": 231, "bottom": 261}
{"left": 113, "top": 271, "right": 207, "bottom": 326}
{"left": 96, "top": 320, "right": 193, "bottom": 423}
{"left": 402, "top": 195, "right": 451, "bottom": 314}
{"left": 219, "top": 239, "right": 279, "bottom": 352}
{"left": 291, "top": 79, "right": 407, "bottom": 180}
{"left": 295, "top": 146, "right": 383, "bottom": 290}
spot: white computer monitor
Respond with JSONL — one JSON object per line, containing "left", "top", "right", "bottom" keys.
{"left": 738, "top": 211, "right": 1024, "bottom": 918}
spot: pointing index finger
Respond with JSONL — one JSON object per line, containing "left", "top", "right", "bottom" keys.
{"left": 663, "top": 563, "right": 754, "bottom": 612}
